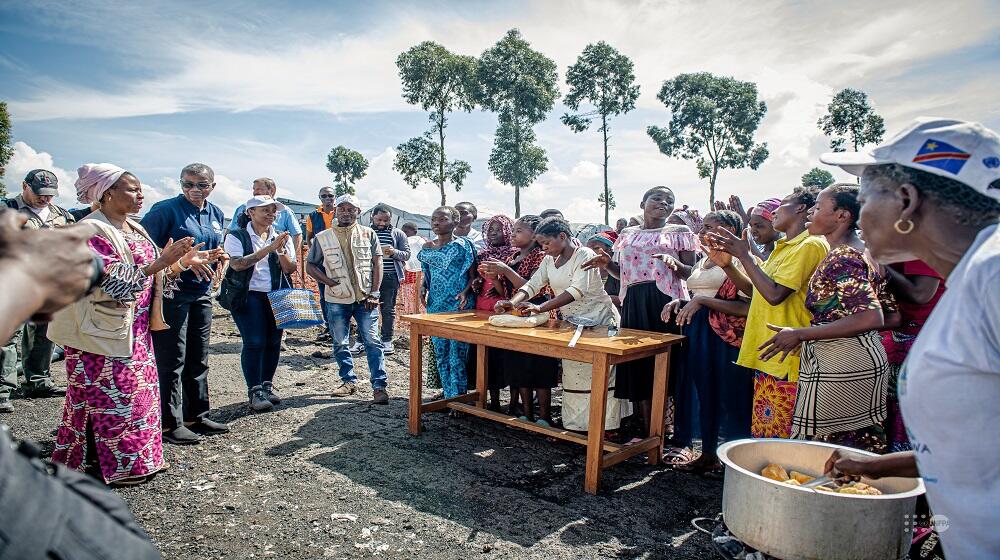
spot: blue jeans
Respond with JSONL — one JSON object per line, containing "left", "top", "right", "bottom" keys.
{"left": 326, "top": 301, "right": 387, "bottom": 389}
{"left": 231, "top": 292, "right": 283, "bottom": 393}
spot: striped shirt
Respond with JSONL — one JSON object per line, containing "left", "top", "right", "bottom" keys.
{"left": 374, "top": 226, "right": 396, "bottom": 277}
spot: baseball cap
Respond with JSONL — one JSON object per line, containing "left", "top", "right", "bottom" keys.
{"left": 820, "top": 117, "right": 1000, "bottom": 201}
{"left": 334, "top": 194, "right": 361, "bottom": 209}
{"left": 23, "top": 169, "right": 59, "bottom": 196}
{"left": 244, "top": 195, "right": 288, "bottom": 212}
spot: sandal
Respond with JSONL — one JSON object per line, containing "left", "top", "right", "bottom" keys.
{"left": 535, "top": 419, "right": 551, "bottom": 428}
{"left": 672, "top": 456, "right": 723, "bottom": 475}
{"left": 663, "top": 446, "right": 696, "bottom": 465}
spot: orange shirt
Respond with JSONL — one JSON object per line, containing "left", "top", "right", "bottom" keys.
{"left": 305, "top": 207, "right": 335, "bottom": 237}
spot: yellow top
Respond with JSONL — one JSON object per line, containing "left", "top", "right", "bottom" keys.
{"left": 737, "top": 231, "right": 829, "bottom": 381}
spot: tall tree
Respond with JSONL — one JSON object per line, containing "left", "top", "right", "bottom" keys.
{"left": 395, "top": 41, "right": 478, "bottom": 205}
{"left": 801, "top": 167, "right": 835, "bottom": 188}
{"left": 325, "top": 146, "right": 368, "bottom": 196}
{"left": 393, "top": 133, "right": 471, "bottom": 205}
{"left": 561, "top": 41, "right": 639, "bottom": 225}
{"left": 647, "top": 72, "right": 769, "bottom": 207}
{"left": 478, "top": 29, "right": 559, "bottom": 217}
{"left": 0, "top": 102, "right": 12, "bottom": 198}
{"left": 817, "top": 88, "right": 885, "bottom": 152}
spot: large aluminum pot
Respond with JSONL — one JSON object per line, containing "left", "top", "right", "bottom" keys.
{"left": 718, "top": 439, "right": 925, "bottom": 560}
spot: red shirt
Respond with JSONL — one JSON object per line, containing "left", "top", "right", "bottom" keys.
{"left": 891, "top": 260, "right": 945, "bottom": 336}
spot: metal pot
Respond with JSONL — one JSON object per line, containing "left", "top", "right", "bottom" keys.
{"left": 717, "top": 439, "right": 925, "bottom": 560}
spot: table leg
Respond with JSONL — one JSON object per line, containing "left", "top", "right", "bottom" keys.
{"left": 584, "top": 353, "right": 610, "bottom": 495}
{"left": 476, "top": 344, "right": 488, "bottom": 409}
{"left": 408, "top": 326, "right": 424, "bottom": 436}
{"left": 648, "top": 350, "right": 671, "bottom": 465}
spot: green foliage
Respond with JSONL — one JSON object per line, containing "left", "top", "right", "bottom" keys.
{"left": 647, "top": 72, "right": 769, "bottom": 206}
{"left": 479, "top": 29, "right": 558, "bottom": 217}
{"left": 393, "top": 134, "right": 471, "bottom": 205}
{"left": 801, "top": 167, "right": 835, "bottom": 188}
{"left": 478, "top": 29, "right": 559, "bottom": 125}
{"left": 817, "top": 88, "right": 885, "bottom": 152}
{"left": 325, "top": 146, "right": 369, "bottom": 196}
{"left": 597, "top": 190, "right": 616, "bottom": 211}
{"left": 561, "top": 41, "right": 639, "bottom": 225}
{"left": 0, "top": 102, "right": 12, "bottom": 198}
{"left": 396, "top": 41, "right": 479, "bottom": 204}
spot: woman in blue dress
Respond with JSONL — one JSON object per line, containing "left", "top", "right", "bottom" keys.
{"left": 418, "top": 206, "right": 477, "bottom": 398}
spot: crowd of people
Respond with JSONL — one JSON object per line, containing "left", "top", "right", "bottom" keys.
{"left": 0, "top": 116, "right": 998, "bottom": 558}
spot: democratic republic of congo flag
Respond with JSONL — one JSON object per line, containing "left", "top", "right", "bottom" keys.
{"left": 912, "top": 138, "right": 970, "bottom": 175}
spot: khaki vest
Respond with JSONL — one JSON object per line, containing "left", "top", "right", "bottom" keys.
{"left": 315, "top": 225, "right": 375, "bottom": 304}
{"left": 47, "top": 211, "right": 167, "bottom": 358}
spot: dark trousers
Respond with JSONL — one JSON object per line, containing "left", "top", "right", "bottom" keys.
{"left": 318, "top": 284, "right": 330, "bottom": 326}
{"left": 231, "top": 292, "right": 282, "bottom": 393}
{"left": 152, "top": 291, "right": 212, "bottom": 430}
{"left": 379, "top": 269, "right": 400, "bottom": 341}
{"left": 21, "top": 323, "right": 54, "bottom": 390}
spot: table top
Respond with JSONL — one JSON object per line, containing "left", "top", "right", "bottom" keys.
{"left": 403, "top": 311, "right": 684, "bottom": 356}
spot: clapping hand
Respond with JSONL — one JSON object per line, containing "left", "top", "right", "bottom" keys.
{"left": 582, "top": 248, "right": 612, "bottom": 271}
{"left": 705, "top": 228, "right": 752, "bottom": 261}
{"left": 758, "top": 323, "right": 803, "bottom": 362}
{"left": 268, "top": 232, "right": 290, "bottom": 253}
{"left": 653, "top": 253, "right": 680, "bottom": 271}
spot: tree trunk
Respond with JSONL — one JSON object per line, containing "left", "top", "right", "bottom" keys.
{"left": 514, "top": 185, "right": 521, "bottom": 219}
{"left": 602, "top": 114, "right": 610, "bottom": 226}
{"left": 438, "top": 115, "right": 447, "bottom": 206}
{"left": 709, "top": 163, "right": 719, "bottom": 208}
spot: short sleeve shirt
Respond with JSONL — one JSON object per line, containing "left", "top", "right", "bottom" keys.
{"left": 804, "top": 245, "right": 893, "bottom": 324}
{"left": 737, "top": 231, "right": 829, "bottom": 381}
{"left": 898, "top": 225, "right": 1000, "bottom": 559}
{"left": 223, "top": 224, "right": 296, "bottom": 292}
{"left": 139, "top": 194, "right": 225, "bottom": 294}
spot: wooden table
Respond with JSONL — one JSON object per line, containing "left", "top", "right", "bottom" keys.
{"left": 403, "top": 311, "right": 684, "bottom": 494}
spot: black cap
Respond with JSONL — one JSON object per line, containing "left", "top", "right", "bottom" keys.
{"left": 23, "top": 169, "right": 58, "bottom": 196}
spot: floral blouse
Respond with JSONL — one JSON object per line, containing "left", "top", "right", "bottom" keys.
{"left": 805, "top": 245, "right": 897, "bottom": 325}
{"left": 611, "top": 224, "right": 698, "bottom": 301}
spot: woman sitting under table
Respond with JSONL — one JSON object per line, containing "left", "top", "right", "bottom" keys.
{"left": 494, "top": 217, "right": 630, "bottom": 432}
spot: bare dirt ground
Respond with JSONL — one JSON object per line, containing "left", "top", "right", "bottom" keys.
{"left": 4, "top": 309, "right": 723, "bottom": 559}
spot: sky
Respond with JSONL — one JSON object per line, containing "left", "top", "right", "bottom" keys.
{"left": 2, "top": 0, "right": 999, "bottom": 223}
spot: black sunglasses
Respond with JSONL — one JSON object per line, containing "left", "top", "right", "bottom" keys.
{"left": 181, "top": 181, "right": 213, "bottom": 190}
{"left": 319, "top": 194, "right": 335, "bottom": 199}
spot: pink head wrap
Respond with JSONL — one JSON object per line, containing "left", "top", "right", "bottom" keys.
{"left": 751, "top": 198, "right": 782, "bottom": 221}
{"left": 75, "top": 163, "right": 127, "bottom": 204}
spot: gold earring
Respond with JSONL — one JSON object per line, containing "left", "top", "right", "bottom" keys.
{"left": 894, "top": 219, "right": 915, "bottom": 235}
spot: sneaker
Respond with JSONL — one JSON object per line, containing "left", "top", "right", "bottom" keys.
{"left": 331, "top": 382, "right": 357, "bottom": 397}
{"left": 349, "top": 341, "right": 364, "bottom": 355}
{"left": 262, "top": 381, "right": 281, "bottom": 405}
{"left": 382, "top": 339, "right": 395, "bottom": 356}
{"left": 311, "top": 350, "right": 333, "bottom": 359}
{"left": 317, "top": 331, "right": 331, "bottom": 342}
{"left": 163, "top": 426, "right": 202, "bottom": 445}
{"left": 249, "top": 386, "right": 274, "bottom": 412}
{"left": 0, "top": 397, "right": 13, "bottom": 413}
{"left": 373, "top": 388, "right": 389, "bottom": 405}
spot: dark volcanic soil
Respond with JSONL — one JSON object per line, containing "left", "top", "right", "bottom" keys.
{"left": 3, "top": 309, "right": 723, "bottom": 559}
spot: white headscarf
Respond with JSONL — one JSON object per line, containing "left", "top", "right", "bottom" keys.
{"left": 75, "top": 163, "right": 127, "bottom": 204}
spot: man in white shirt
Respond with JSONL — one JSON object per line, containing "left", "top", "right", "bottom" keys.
{"left": 454, "top": 201, "right": 484, "bottom": 251}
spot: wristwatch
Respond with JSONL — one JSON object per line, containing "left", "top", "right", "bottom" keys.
{"left": 369, "top": 291, "right": 381, "bottom": 299}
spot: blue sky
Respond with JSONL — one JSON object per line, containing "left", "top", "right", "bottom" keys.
{"left": 2, "top": 0, "right": 999, "bottom": 222}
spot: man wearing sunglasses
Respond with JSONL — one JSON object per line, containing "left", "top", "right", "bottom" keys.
{"left": 305, "top": 187, "right": 338, "bottom": 342}
{"left": 140, "top": 163, "right": 230, "bottom": 445}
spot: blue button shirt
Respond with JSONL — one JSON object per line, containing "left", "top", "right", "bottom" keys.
{"left": 228, "top": 204, "right": 302, "bottom": 236}
{"left": 140, "top": 194, "right": 225, "bottom": 294}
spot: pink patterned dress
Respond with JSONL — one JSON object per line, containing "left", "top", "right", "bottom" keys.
{"left": 52, "top": 232, "right": 166, "bottom": 484}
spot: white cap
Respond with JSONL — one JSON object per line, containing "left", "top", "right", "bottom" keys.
{"left": 820, "top": 117, "right": 1000, "bottom": 201}
{"left": 244, "top": 195, "right": 288, "bottom": 212}
{"left": 334, "top": 194, "right": 361, "bottom": 209}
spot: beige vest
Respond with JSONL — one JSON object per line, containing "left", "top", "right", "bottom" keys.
{"left": 47, "top": 211, "right": 167, "bottom": 358}
{"left": 315, "top": 225, "right": 375, "bottom": 304}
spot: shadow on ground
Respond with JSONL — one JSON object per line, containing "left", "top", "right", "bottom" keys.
{"left": 267, "top": 396, "right": 722, "bottom": 557}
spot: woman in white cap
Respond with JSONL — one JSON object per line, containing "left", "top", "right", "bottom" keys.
{"left": 220, "top": 195, "right": 297, "bottom": 411}
{"left": 50, "top": 164, "right": 219, "bottom": 486}
{"left": 821, "top": 118, "right": 1000, "bottom": 559}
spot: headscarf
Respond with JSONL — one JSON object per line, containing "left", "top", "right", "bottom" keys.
{"left": 670, "top": 205, "right": 703, "bottom": 232}
{"left": 478, "top": 214, "right": 517, "bottom": 263}
{"left": 587, "top": 230, "right": 618, "bottom": 249}
{"left": 75, "top": 163, "right": 127, "bottom": 204}
{"left": 751, "top": 197, "right": 782, "bottom": 222}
